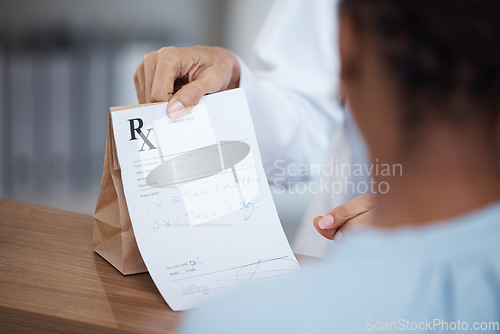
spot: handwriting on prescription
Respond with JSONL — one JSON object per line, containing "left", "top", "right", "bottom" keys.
{"left": 148, "top": 175, "right": 264, "bottom": 231}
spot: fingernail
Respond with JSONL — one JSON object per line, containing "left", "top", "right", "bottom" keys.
{"left": 313, "top": 216, "right": 323, "bottom": 225}
{"left": 333, "top": 230, "right": 344, "bottom": 243}
{"left": 318, "top": 215, "right": 334, "bottom": 229}
{"left": 167, "top": 100, "right": 185, "bottom": 118}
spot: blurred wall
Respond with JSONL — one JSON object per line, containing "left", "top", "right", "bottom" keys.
{"left": 0, "top": 0, "right": 226, "bottom": 45}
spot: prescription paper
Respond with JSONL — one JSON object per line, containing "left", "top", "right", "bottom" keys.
{"left": 111, "top": 88, "right": 299, "bottom": 311}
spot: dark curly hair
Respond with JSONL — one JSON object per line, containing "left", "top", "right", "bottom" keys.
{"left": 339, "top": 0, "right": 500, "bottom": 128}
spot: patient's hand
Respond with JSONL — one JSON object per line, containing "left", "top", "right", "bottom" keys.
{"left": 313, "top": 194, "right": 375, "bottom": 242}
{"left": 134, "top": 46, "right": 240, "bottom": 119}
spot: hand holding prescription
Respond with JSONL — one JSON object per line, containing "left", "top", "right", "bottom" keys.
{"left": 134, "top": 46, "right": 240, "bottom": 119}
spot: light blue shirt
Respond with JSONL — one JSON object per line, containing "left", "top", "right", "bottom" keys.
{"left": 181, "top": 203, "right": 500, "bottom": 333}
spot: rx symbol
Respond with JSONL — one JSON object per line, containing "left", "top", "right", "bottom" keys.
{"left": 128, "top": 118, "right": 157, "bottom": 152}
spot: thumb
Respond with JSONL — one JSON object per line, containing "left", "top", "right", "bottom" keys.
{"left": 167, "top": 80, "right": 207, "bottom": 119}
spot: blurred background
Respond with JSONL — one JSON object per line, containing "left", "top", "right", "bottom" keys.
{"left": 0, "top": 0, "right": 312, "bottom": 243}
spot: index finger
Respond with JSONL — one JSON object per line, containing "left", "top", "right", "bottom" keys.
{"left": 328, "top": 195, "right": 375, "bottom": 226}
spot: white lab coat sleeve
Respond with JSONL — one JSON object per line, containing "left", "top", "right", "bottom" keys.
{"left": 238, "top": 0, "right": 344, "bottom": 185}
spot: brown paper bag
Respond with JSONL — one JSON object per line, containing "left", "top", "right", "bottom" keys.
{"left": 93, "top": 104, "right": 155, "bottom": 275}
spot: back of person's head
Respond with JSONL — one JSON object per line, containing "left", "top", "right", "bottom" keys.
{"left": 339, "top": 0, "right": 500, "bottom": 143}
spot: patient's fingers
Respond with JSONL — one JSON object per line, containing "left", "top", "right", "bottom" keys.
{"left": 327, "top": 194, "right": 375, "bottom": 228}
{"left": 313, "top": 195, "right": 376, "bottom": 240}
{"left": 340, "top": 209, "right": 374, "bottom": 231}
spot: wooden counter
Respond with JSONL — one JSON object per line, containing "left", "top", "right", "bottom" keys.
{"left": 0, "top": 199, "right": 182, "bottom": 333}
